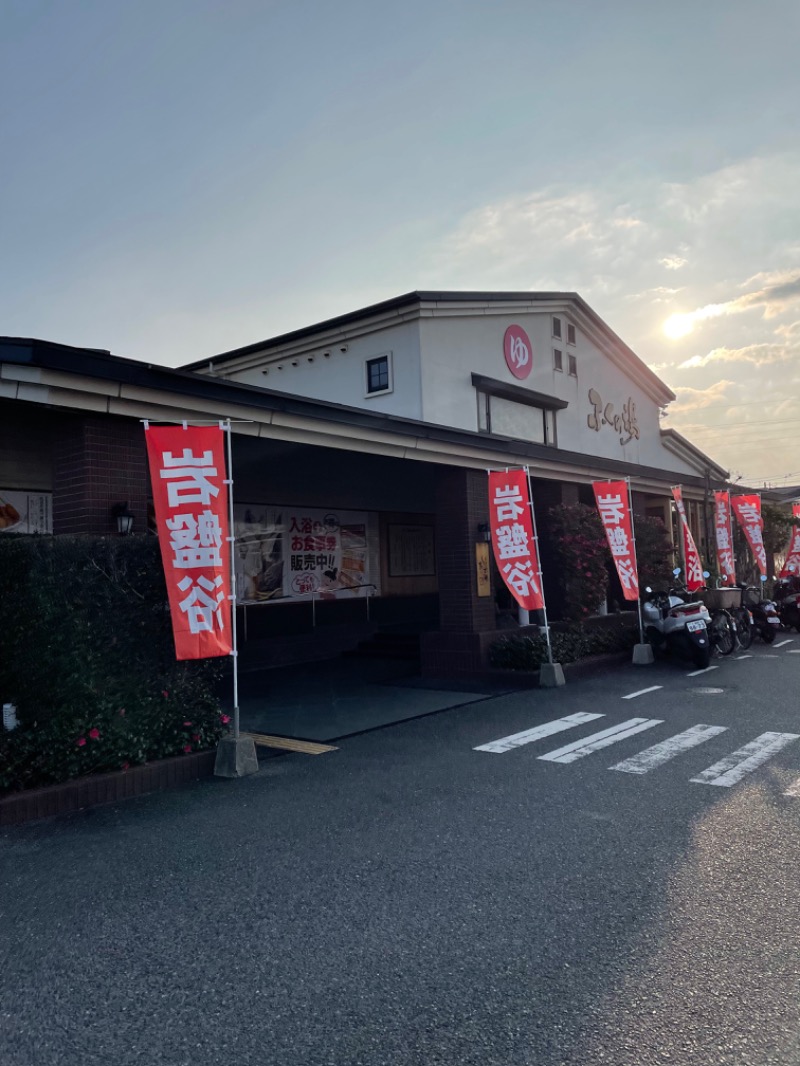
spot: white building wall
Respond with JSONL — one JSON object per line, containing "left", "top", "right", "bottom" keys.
{"left": 418, "top": 312, "right": 699, "bottom": 476}
{"left": 224, "top": 321, "right": 424, "bottom": 420}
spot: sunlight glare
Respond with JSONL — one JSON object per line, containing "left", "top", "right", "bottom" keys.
{"left": 663, "top": 313, "right": 694, "bottom": 340}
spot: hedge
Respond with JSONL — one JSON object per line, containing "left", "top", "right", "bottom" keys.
{"left": 489, "top": 620, "right": 639, "bottom": 670}
{"left": 0, "top": 536, "right": 225, "bottom": 795}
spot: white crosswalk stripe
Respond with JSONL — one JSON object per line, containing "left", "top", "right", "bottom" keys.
{"left": 690, "top": 732, "right": 800, "bottom": 788}
{"left": 537, "top": 718, "right": 662, "bottom": 764}
{"left": 610, "top": 724, "right": 728, "bottom": 775}
{"left": 473, "top": 712, "right": 604, "bottom": 754}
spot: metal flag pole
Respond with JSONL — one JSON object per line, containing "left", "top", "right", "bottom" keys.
{"left": 672, "top": 485, "right": 687, "bottom": 578}
{"left": 223, "top": 419, "right": 240, "bottom": 740}
{"left": 524, "top": 466, "right": 554, "bottom": 665}
{"left": 626, "top": 478, "right": 645, "bottom": 645}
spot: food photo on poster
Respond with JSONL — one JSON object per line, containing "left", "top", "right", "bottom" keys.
{"left": 233, "top": 505, "right": 375, "bottom": 603}
{"left": 0, "top": 491, "right": 52, "bottom": 534}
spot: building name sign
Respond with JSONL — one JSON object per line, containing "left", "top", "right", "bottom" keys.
{"left": 587, "top": 389, "right": 640, "bottom": 446}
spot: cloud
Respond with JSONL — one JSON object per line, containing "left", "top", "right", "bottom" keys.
{"left": 667, "top": 269, "right": 800, "bottom": 334}
{"left": 775, "top": 320, "right": 800, "bottom": 339}
{"left": 669, "top": 380, "right": 739, "bottom": 412}
{"left": 677, "top": 343, "right": 791, "bottom": 369}
{"left": 659, "top": 255, "right": 687, "bottom": 270}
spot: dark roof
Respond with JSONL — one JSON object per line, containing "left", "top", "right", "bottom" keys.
{"left": 0, "top": 335, "right": 714, "bottom": 489}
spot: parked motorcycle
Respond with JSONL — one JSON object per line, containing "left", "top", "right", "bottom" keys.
{"left": 740, "top": 579, "right": 782, "bottom": 643}
{"left": 642, "top": 569, "right": 713, "bottom": 669}
{"left": 774, "top": 571, "right": 800, "bottom": 632}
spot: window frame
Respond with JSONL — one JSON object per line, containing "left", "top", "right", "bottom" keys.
{"left": 552, "top": 315, "right": 562, "bottom": 340}
{"left": 567, "top": 353, "right": 577, "bottom": 378}
{"left": 553, "top": 347, "right": 563, "bottom": 372}
{"left": 364, "top": 352, "right": 393, "bottom": 397}
{"left": 566, "top": 322, "right": 576, "bottom": 346}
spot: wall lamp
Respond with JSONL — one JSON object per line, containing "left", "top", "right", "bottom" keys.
{"left": 477, "top": 523, "right": 492, "bottom": 543}
{"left": 111, "top": 501, "right": 134, "bottom": 535}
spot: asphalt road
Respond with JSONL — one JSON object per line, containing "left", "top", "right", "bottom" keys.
{"left": 3, "top": 637, "right": 800, "bottom": 1065}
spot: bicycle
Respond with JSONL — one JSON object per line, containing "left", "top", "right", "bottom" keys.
{"left": 713, "top": 576, "right": 753, "bottom": 651}
{"left": 671, "top": 573, "right": 735, "bottom": 658}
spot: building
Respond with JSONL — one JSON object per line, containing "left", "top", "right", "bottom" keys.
{"left": 1, "top": 291, "right": 728, "bottom": 676}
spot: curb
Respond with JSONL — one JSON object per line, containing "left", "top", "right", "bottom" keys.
{"left": 0, "top": 749, "right": 217, "bottom": 828}
{"left": 488, "top": 649, "right": 633, "bottom": 687}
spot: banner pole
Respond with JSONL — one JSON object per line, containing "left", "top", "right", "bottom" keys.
{"left": 224, "top": 419, "right": 240, "bottom": 741}
{"left": 626, "top": 479, "right": 645, "bottom": 644}
{"left": 525, "top": 467, "right": 553, "bottom": 665}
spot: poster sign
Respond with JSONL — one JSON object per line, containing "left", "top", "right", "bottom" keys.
{"left": 475, "top": 541, "right": 491, "bottom": 597}
{"left": 233, "top": 506, "right": 373, "bottom": 602}
{"left": 672, "top": 486, "right": 704, "bottom": 591}
{"left": 145, "top": 424, "right": 232, "bottom": 660}
{"left": 713, "top": 490, "right": 736, "bottom": 583}
{"left": 592, "top": 480, "right": 639, "bottom": 601}
{"left": 0, "top": 491, "right": 52, "bottom": 534}
{"left": 488, "top": 469, "right": 544, "bottom": 611}
{"left": 731, "top": 494, "right": 767, "bottom": 577}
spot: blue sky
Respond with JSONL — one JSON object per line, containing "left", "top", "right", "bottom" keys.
{"left": 2, "top": 0, "right": 799, "bottom": 483}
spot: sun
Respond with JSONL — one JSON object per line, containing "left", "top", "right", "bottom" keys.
{"left": 663, "top": 313, "right": 694, "bottom": 340}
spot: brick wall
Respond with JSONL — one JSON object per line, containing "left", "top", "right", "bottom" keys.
{"left": 53, "top": 416, "right": 149, "bottom": 535}
{"left": 433, "top": 467, "right": 495, "bottom": 633}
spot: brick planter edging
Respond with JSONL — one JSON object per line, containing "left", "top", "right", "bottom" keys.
{"left": 488, "top": 649, "right": 633, "bottom": 687}
{"left": 0, "top": 749, "right": 218, "bottom": 828}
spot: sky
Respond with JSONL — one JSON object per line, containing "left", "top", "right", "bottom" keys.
{"left": 2, "top": 0, "right": 799, "bottom": 486}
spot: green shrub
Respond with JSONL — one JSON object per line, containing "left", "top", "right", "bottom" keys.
{"left": 546, "top": 504, "right": 610, "bottom": 623}
{"left": 0, "top": 536, "right": 225, "bottom": 795}
{"left": 489, "top": 621, "right": 639, "bottom": 670}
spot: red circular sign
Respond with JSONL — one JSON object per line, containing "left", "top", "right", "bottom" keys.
{"left": 503, "top": 325, "right": 533, "bottom": 379}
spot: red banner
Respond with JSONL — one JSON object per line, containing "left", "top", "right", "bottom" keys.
{"left": 780, "top": 526, "right": 800, "bottom": 578}
{"left": 713, "top": 490, "right": 736, "bottom": 583}
{"left": 488, "top": 470, "right": 544, "bottom": 611}
{"left": 592, "top": 480, "right": 639, "bottom": 601}
{"left": 145, "top": 424, "right": 233, "bottom": 660}
{"left": 731, "top": 494, "right": 767, "bottom": 577}
{"left": 794, "top": 504, "right": 800, "bottom": 520}
{"left": 672, "top": 486, "right": 704, "bottom": 591}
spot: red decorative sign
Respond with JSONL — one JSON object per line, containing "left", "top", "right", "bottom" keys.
{"left": 145, "top": 424, "right": 232, "bottom": 660}
{"left": 503, "top": 325, "right": 533, "bottom": 380}
{"left": 714, "top": 490, "right": 736, "bottom": 583}
{"left": 672, "top": 486, "right": 704, "bottom": 591}
{"left": 780, "top": 525, "right": 800, "bottom": 578}
{"left": 592, "top": 480, "right": 639, "bottom": 601}
{"left": 488, "top": 469, "right": 544, "bottom": 610}
{"left": 731, "top": 494, "right": 767, "bottom": 577}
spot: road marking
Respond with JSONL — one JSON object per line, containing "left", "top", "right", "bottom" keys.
{"left": 473, "top": 712, "right": 603, "bottom": 754}
{"left": 784, "top": 777, "right": 800, "bottom": 797}
{"left": 774, "top": 639, "right": 794, "bottom": 648}
{"left": 610, "top": 724, "right": 728, "bottom": 775}
{"left": 621, "top": 686, "right": 663, "bottom": 700}
{"left": 687, "top": 666, "right": 719, "bottom": 677}
{"left": 690, "top": 732, "right": 800, "bottom": 788}
{"left": 538, "top": 718, "right": 663, "bottom": 764}
{"left": 734, "top": 654, "right": 753, "bottom": 660}
{"left": 787, "top": 649, "right": 800, "bottom": 654}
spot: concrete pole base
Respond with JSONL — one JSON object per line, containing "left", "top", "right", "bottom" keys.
{"left": 632, "top": 643, "right": 655, "bottom": 665}
{"left": 539, "top": 662, "right": 566, "bottom": 687}
{"left": 214, "top": 735, "right": 259, "bottom": 778}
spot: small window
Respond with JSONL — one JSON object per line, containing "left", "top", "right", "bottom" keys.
{"left": 552, "top": 316, "right": 562, "bottom": 339}
{"left": 567, "top": 323, "right": 576, "bottom": 345}
{"left": 568, "top": 353, "right": 577, "bottom": 377}
{"left": 553, "top": 348, "right": 563, "bottom": 372}
{"left": 365, "top": 353, "right": 392, "bottom": 395}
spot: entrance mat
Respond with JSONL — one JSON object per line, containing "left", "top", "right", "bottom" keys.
{"left": 244, "top": 732, "right": 338, "bottom": 755}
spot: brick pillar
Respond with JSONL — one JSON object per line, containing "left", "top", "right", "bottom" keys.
{"left": 53, "top": 416, "right": 149, "bottom": 535}
{"left": 420, "top": 467, "right": 496, "bottom": 677}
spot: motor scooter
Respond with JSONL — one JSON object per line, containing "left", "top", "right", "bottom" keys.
{"left": 740, "top": 577, "right": 782, "bottom": 643}
{"left": 642, "top": 569, "right": 712, "bottom": 669}
{"left": 774, "top": 569, "right": 800, "bottom": 632}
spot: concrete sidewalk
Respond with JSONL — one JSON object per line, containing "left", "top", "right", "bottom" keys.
{"left": 224, "top": 656, "right": 509, "bottom": 742}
